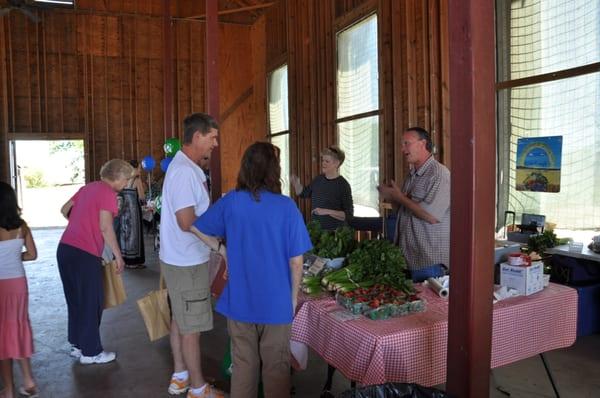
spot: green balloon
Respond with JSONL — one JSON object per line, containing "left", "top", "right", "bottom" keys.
{"left": 163, "top": 137, "right": 181, "bottom": 157}
{"left": 155, "top": 195, "right": 162, "bottom": 215}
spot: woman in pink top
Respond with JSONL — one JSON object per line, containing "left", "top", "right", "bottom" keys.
{"left": 56, "top": 159, "right": 133, "bottom": 365}
{"left": 0, "top": 182, "right": 38, "bottom": 398}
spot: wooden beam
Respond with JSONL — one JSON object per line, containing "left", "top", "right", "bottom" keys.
{"left": 104, "top": 16, "right": 110, "bottom": 158}
{"left": 0, "top": 17, "right": 9, "bottom": 182}
{"left": 163, "top": 0, "right": 174, "bottom": 137}
{"left": 188, "top": 22, "right": 193, "bottom": 112}
{"left": 405, "top": 0, "right": 417, "bottom": 127}
{"left": 7, "top": 16, "right": 15, "bottom": 132}
{"left": 57, "top": 15, "right": 65, "bottom": 133}
{"left": 496, "top": 62, "right": 600, "bottom": 90}
{"left": 42, "top": 13, "right": 48, "bottom": 132}
{"left": 174, "top": 21, "right": 180, "bottom": 136}
{"left": 7, "top": 132, "right": 86, "bottom": 140}
{"left": 80, "top": 14, "right": 91, "bottom": 182}
{"left": 119, "top": 16, "right": 125, "bottom": 159}
{"left": 220, "top": 86, "right": 253, "bottom": 123}
{"left": 446, "top": 0, "right": 496, "bottom": 397}
{"left": 182, "top": 2, "right": 275, "bottom": 20}
{"left": 440, "top": 0, "right": 450, "bottom": 167}
{"left": 25, "top": 21, "right": 33, "bottom": 131}
{"left": 35, "top": 15, "right": 42, "bottom": 131}
{"left": 206, "top": 0, "right": 221, "bottom": 201}
{"left": 333, "top": 0, "right": 377, "bottom": 32}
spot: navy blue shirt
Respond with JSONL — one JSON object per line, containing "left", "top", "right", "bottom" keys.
{"left": 300, "top": 174, "right": 353, "bottom": 230}
{"left": 194, "top": 189, "right": 312, "bottom": 324}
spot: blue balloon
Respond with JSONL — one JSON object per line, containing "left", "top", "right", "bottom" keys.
{"left": 141, "top": 155, "right": 156, "bottom": 172}
{"left": 160, "top": 157, "right": 173, "bottom": 172}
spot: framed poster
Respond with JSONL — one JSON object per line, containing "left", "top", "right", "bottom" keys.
{"left": 516, "top": 136, "right": 562, "bottom": 192}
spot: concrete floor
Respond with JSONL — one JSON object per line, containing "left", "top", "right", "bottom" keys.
{"left": 2, "top": 228, "right": 600, "bottom": 397}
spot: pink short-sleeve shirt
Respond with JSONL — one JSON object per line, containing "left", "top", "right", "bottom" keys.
{"left": 60, "top": 181, "right": 118, "bottom": 257}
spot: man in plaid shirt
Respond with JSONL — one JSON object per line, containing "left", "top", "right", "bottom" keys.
{"left": 378, "top": 127, "right": 450, "bottom": 272}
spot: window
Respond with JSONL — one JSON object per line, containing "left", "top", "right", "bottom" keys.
{"left": 496, "top": 0, "right": 600, "bottom": 238}
{"left": 267, "top": 64, "right": 290, "bottom": 196}
{"left": 34, "top": 0, "right": 75, "bottom": 5}
{"left": 336, "top": 14, "right": 380, "bottom": 217}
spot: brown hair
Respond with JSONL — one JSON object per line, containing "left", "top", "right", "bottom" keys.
{"left": 236, "top": 141, "right": 282, "bottom": 201}
{"left": 321, "top": 145, "right": 345, "bottom": 165}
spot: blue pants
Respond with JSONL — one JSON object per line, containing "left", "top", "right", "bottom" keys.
{"left": 57, "top": 243, "right": 104, "bottom": 356}
{"left": 410, "top": 264, "right": 447, "bottom": 283}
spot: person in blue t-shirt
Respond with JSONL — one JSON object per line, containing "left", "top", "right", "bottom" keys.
{"left": 191, "top": 141, "right": 312, "bottom": 398}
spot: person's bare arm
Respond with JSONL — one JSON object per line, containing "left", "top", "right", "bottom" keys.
{"left": 99, "top": 210, "right": 124, "bottom": 273}
{"left": 312, "top": 208, "right": 346, "bottom": 221}
{"left": 289, "top": 255, "right": 304, "bottom": 314}
{"left": 60, "top": 200, "right": 74, "bottom": 219}
{"left": 134, "top": 177, "right": 146, "bottom": 201}
{"left": 21, "top": 223, "right": 37, "bottom": 261}
{"left": 378, "top": 181, "right": 439, "bottom": 224}
{"left": 190, "top": 225, "right": 227, "bottom": 263}
{"left": 190, "top": 225, "right": 228, "bottom": 278}
{"left": 290, "top": 175, "right": 303, "bottom": 196}
{"left": 175, "top": 206, "right": 197, "bottom": 232}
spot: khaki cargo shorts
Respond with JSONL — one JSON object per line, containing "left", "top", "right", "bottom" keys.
{"left": 160, "top": 260, "right": 213, "bottom": 334}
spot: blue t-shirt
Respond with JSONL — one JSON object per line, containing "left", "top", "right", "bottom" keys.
{"left": 194, "top": 189, "right": 312, "bottom": 324}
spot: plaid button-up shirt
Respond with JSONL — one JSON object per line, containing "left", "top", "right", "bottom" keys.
{"left": 394, "top": 155, "right": 450, "bottom": 271}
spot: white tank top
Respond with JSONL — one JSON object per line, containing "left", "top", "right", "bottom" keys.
{"left": 0, "top": 238, "right": 25, "bottom": 279}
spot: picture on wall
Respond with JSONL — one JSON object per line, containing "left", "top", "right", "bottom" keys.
{"left": 516, "top": 136, "right": 562, "bottom": 192}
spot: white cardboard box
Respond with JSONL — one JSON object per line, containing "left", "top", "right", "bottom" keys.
{"left": 500, "top": 261, "right": 544, "bottom": 296}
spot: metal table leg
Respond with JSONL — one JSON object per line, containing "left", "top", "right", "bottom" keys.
{"left": 540, "top": 353, "right": 561, "bottom": 398}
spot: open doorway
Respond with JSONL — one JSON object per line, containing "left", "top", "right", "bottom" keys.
{"left": 11, "top": 140, "right": 85, "bottom": 228}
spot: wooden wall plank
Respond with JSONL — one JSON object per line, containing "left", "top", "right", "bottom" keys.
{"left": 218, "top": 22, "right": 262, "bottom": 191}
{"left": 1, "top": 0, "right": 450, "bottom": 194}
{"left": 0, "top": 18, "right": 9, "bottom": 181}
{"left": 266, "top": 0, "right": 450, "bottom": 210}
{"left": 251, "top": 14, "right": 267, "bottom": 138}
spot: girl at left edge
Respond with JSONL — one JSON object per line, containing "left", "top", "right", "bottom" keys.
{"left": 0, "top": 181, "right": 39, "bottom": 398}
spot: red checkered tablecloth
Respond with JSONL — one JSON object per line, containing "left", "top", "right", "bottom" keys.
{"left": 291, "top": 283, "right": 577, "bottom": 386}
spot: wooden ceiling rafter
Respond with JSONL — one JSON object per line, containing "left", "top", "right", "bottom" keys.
{"left": 233, "top": 0, "right": 261, "bottom": 18}
{"left": 179, "top": 1, "right": 274, "bottom": 21}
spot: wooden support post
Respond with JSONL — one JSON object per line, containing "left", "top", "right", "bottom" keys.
{"left": 0, "top": 18, "right": 9, "bottom": 182}
{"left": 445, "top": 1, "right": 496, "bottom": 397}
{"left": 163, "top": 0, "right": 174, "bottom": 138}
{"left": 205, "top": 0, "right": 221, "bottom": 201}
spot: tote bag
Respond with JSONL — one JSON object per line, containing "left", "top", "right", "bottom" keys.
{"left": 103, "top": 260, "right": 127, "bottom": 309}
{"left": 136, "top": 276, "right": 170, "bottom": 341}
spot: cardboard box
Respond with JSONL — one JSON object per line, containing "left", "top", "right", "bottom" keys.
{"left": 500, "top": 261, "right": 544, "bottom": 296}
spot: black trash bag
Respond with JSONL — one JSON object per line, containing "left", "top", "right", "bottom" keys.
{"left": 338, "top": 383, "right": 451, "bottom": 398}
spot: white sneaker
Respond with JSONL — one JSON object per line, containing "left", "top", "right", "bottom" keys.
{"left": 79, "top": 351, "right": 116, "bottom": 364}
{"left": 69, "top": 346, "right": 82, "bottom": 359}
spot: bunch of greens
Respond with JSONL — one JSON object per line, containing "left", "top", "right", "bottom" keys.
{"left": 321, "top": 239, "right": 413, "bottom": 294}
{"left": 306, "top": 221, "right": 357, "bottom": 259}
{"left": 527, "top": 230, "right": 559, "bottom": 254}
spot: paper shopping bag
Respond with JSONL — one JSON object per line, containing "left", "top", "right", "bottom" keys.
{"left": 103, "top": 260, "right": 127, "bottom": 309}
{"left": 136, "top": 276, "right": 170, "bottom": 341}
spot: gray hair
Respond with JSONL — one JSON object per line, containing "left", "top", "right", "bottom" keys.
{"left": 100, "top": 159, "right": 134, "bottom": 181}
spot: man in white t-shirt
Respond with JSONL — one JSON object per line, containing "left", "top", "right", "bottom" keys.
{"left": 159, "top": 113, "right": 224, "bottom": 398}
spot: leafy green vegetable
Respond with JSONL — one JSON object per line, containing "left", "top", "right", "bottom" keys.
{"left": 344, "top": 239, "right": 413, "bottom": 294}
{"left": 527, "top": 230, "right": 559, "bottom": 254}
{"left": 306, "top": 221, "right": 357, "bottom": 259}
